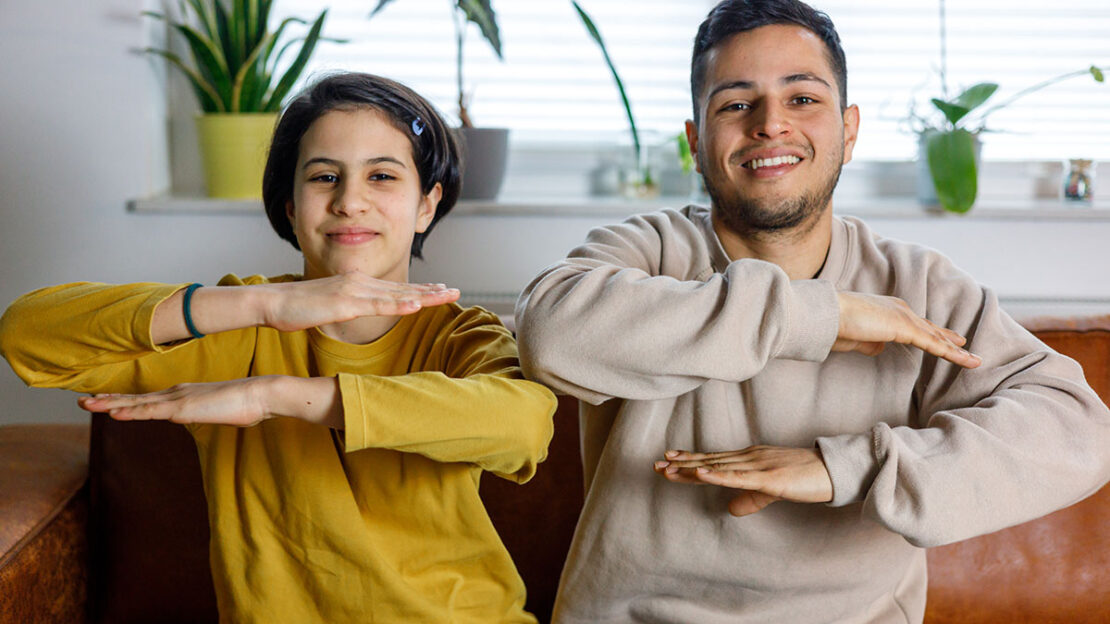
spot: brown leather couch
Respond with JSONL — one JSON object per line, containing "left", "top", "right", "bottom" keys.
{"left": 2, "top": 316, "right": 1108, "bottom": 623}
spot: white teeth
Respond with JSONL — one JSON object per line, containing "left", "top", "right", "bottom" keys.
{"left": 746, "top": 155, "right": 801, "bottom": 170}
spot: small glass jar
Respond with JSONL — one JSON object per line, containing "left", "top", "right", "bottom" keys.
{"left": 1063, "top": 158, "right": 1095, "bottom": 202}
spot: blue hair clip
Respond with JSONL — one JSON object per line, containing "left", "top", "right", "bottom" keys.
{"left": 411, "top": 118, "right": 425, "bottom": 136}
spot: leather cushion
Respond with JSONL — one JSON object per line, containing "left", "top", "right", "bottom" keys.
{"left": 0, "top": 424, "right": 90, "bottom": 623}
{"left": 87, "top": 416, "right": 217, "bottom": 624}
{"left": 481, "top": 394, "right": 584, "bottom": 623}
{"left": 924, "top": 321, "right": 1110, "bottom": 623}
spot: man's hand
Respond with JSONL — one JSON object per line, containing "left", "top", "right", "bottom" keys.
{"left": 654, "top": 446, "right": 833, "bottom": 517}
{"left": 835, "top": 292, "right": 981, "bottom": 369}
{"left": 257, "top": 272, "right": 460, "bottom": 332}
{"left": 76, "top": 376, "right": 342, "bottom": 428}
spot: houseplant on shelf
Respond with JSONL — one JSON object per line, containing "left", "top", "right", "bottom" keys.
{"left": 912, "top": 0, "right": 1106, "bottom": 213}
{"left": 142, "top": 0, "right": 334, "bottom": 199}
{"left": 571, "top": 1, "right": 657, "bottom": 199}
{"left": 370, "top": 0, "right": 508, "bottom": 200}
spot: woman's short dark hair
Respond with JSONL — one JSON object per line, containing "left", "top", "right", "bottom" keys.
{"left": 690, "top": 0, "right": 847, "bottom": 123}
{"left": 262, "top": 72, "right": 461, "bottom": 260}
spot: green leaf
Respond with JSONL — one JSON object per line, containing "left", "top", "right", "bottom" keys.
{"left": 142, "top": 47, "right": 224, "bottom": 112}
{"left": 572, "top": 1, "right": 639, "bottom": 160}
{"left": 676, "top": 132, "right": 693, "bottom": 174}
{"left": 930, "top": 98, "right": 970, "bottom": 127}
{"left": 1092, "top": 65, "right": 1105, "bottom": 83}
{"left": 264, "top": 9, "right": 328, "bottom": 112}
{"left": 173, "top": 23, "right": 233, "bottom": 109}
{"left": 951, "top": 82, "right": 998, "bottom": 114}
{"left": 182, "top": 0, "right": 218, "bottom": 39}
{"left": 369, "top": 0, "right": 397, "bottom": 18}
{"left": 926, "top": 129, "right": 978, "bottom": 213}
{"left": 458, "top": 0, "right": 502, "bottom": 59}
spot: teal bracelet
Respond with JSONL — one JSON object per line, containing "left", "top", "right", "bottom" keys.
{"left": 182, "top": 283, "right": 205, "bottom": 340}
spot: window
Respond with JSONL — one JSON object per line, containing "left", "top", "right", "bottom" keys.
{"left": 276, "top": 0, "right": 1110, "bottom": 161}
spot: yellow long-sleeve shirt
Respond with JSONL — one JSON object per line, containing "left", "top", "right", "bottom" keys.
{"left": 0, "top": 274, "right": 556, "bottom": 623}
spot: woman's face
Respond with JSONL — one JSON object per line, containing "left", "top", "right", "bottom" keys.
{"left": 287, "top": 108, "right": 441, "bottom": 282}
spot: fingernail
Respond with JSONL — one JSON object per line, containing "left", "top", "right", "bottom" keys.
{"left": 696, "top": 467, "right": 710, "bottom": 474}
{"left": 654, "top": 461, "right": 668, "bottom": 469}
{"left": 664, "top": 450, "right": 679, "bottom": 458}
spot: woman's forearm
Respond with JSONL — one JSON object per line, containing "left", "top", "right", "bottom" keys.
{"left": 266, "top": 375, "right": 344, "bottom": 429}
{"left": 151, "top": 285, "right": 269, "bottom": 345}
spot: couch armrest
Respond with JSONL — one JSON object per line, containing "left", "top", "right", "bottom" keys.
{"left": 0, "top": 424, "right": 90, "bottom": 623}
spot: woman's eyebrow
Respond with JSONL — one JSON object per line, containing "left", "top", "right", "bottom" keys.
{"left": 301, "top": 156, "right": 407, "bottom": 170}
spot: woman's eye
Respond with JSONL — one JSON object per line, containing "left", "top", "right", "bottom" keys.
{"left": 370, "top": 173, "right": 396, "bottom": 182}
{"left": 309, "top": 173, "right": 338, "bottom": 184}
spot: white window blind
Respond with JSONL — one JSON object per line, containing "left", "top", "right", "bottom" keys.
{"left": 276, "top": 0, "right": 1110, "bottom": 161}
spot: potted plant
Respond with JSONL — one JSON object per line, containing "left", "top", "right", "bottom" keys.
{"left": 912, "top": 0, "right": 1106, "bottom": 213}
{"left": 142, "top": 0, "right": 333, "bottom": 199}
{"left": 370, "top": 0, "right": 509, "bottom": 200}
{"left": 571, "top": 1, "right": 658, "bottom": 198}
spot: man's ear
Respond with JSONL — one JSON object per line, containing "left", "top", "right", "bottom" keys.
{"left": 842, "top": 104, "right": 860, "bottom": 165}
{"left": 416, "top": 183, "right": 441, "bottom": 234}
{"left": 685, "top": 120, "right": 702, "bottom": 174}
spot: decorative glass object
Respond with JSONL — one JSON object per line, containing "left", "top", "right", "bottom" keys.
{"left": 1063, "top": 159, "right": 1095, "bottom": 202}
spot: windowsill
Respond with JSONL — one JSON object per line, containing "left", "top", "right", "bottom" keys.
{"left": 128, "top": 194, "right": 1110, "bottom": 220}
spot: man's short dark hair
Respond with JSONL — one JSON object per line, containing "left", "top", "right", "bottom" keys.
{"left": 262, "top": 72, "right": 461, "bottom": 260}
{"left": 690, "top": 0, "right": 848, "bottom": 123}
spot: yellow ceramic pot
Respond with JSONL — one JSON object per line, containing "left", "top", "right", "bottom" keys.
{"left": 196, "top": 113, "right": 279, "bottom": 199}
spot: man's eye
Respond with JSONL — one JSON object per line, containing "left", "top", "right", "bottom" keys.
{"left": 793, "top": 96, "right": 817, "bottom": 105}
{"left": 722, "top": 102, "right": 750, "bottom": 112}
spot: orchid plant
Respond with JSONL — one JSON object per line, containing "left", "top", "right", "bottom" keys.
{"left": 913, "top": 0, "right": 1106, "bottom": 213}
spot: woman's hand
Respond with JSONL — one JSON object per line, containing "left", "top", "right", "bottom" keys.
{"left": 257, "top": 272, "right": 460, "bottom": 332}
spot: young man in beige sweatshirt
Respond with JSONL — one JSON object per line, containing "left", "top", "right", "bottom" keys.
{"left": 515, "top": 1, "right": 1110, "bottom": 622}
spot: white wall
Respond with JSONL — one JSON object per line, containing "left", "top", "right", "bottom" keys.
{"left": 3, "top": 3, "right": 1108, "bottom": 426}
{"left": 0, "top": 2, "right": 301, "bottom": 424}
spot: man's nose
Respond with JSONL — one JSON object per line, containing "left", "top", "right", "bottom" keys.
{"left": 749, "top": 102, "right": 792, "bottom": 139}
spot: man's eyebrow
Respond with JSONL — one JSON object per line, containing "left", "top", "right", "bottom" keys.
{"left": 783, "top": 72, "right": 831, "bottom": 89}
{"left": 301, "top": 156, "right": 407, "bottom": 170}
{"left": 707, "top": 73, "right": 832, "bottom": 100}
{"left": 706, "top": 80, "right": 755, "bottom": 101}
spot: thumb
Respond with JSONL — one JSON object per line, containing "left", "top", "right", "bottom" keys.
{"left": 728, "top": 491, "right": 780, "bottom": 517}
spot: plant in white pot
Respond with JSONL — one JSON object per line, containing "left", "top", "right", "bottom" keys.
{"left": 911, "top": 0, "right": 1106, "bottom": 213}
{"left": 142, "top": 0, "right": 334, "bottom": 199}
{"left": 370, "top": 0, "right": 508, "bottom": 200}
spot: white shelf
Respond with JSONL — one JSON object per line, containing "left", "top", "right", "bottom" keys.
{"left": 128, "top": 194, "right": 1110, "bottom": 220}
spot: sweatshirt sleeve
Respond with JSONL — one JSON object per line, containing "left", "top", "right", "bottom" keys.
{"left": 340, "top": 309, "right": 557, "bottom": 483}
{"left": 0, "top": 280, "right": 256, "bottom": 394}
{"left": 817, "top": 259, "right": 1110, "bottom": 548}
{"left": 515, "top": 211, "right": 839, "bottom": 404}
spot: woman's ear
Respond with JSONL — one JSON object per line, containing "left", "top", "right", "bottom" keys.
{"left": 415, "top": 183, "right": 441, "bottom": 234}
{"left": 285, "top": 200, "right": 296, "bottom": 229}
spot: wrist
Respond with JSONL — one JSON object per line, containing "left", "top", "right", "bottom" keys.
{"left": 251, "top": 284, "right": 281, "bottom": 328}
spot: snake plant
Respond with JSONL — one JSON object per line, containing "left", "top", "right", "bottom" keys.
{"left": 142, "top": 0, "right": 334, "bottom": 113}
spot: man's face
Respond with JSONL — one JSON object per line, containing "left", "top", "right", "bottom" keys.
{"left": 687, "top": 24, "right": 859, "bottom": 235}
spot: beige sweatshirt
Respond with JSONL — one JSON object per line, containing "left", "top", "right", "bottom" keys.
{"left": 515, "top": 205, "right": 1110, "bottom": 624}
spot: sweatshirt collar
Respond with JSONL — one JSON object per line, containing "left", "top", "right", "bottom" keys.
{"left": 692, "top": 204, "right": 850, "bottom": 286}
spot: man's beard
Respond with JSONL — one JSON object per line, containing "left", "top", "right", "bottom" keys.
{"left": 704, "top": 153, "right": 843, "bottom": 239}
